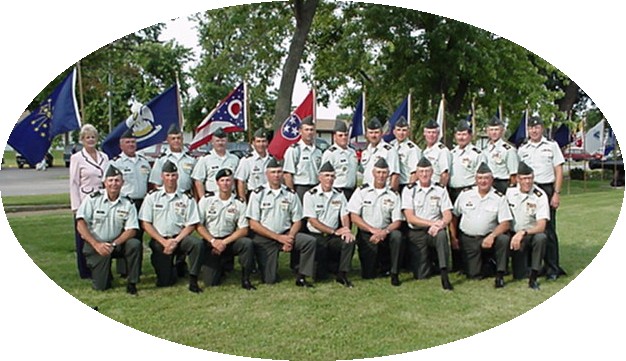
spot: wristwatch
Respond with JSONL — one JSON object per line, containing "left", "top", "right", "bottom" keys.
{"left": 111, "top": 242, "right": 117, "bottom": 247}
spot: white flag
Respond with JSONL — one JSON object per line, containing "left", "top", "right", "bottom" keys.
{"left": 584, "top": 119, "right": 604, "bottom": 155}
{"left": 436, "top": 97, "right": 445, "bottom": 142}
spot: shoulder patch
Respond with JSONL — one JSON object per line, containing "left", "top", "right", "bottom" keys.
{"left": 236, "top": 196, "right": 246, "bottom": 203}
{"left": 438, "top": 143, "right": 445, "bottom": 149}
{"left": 509, "top": 183, "right": 517, "bottom": 188}
{"left": 435, "top": 183, "right": 444, "bottom": 188}
{"left": 148, "top": 188, "right": 159, "bottom": 195}
{"left": 244, "top": 152, "right": 254, "bottom": 158}
{"left": 123, "top": 195, "right": 135, "bottom": 204}
{"left": 112, "top": 155, "right": 121, "bottom": 161}
{"left": 406, "top": 182, "right": 416, "bottom": 189}
{"left": 328, "top": 145, "right": 337, "bottom": 152}
{"left": 253, "top": 185, "right": 265, "bottom": 193}
{"left": 383, "top": 144, "right": 392, "bottom": 150}
{"left": 494, "top": 190, "right": 504, "bottom": 197}
{"left": 308, "top": 187, "right": 318, "bottom": 195}
{"left": 290, "top": 143, "right": 298, "bottom": 148}
{"left": 286, "top": 186, "right": 296, "bottom": 194}
{"left": 472, "top": 146, "right": 482, "bottom": 154}
{"left": 502, "top": 142, "right": 511, "bottom": 150}
{"left": 90, "top": 191, "right": 102, "bottom": 198}
{"left": 203, "top": 191, "right": 215, "bottom": 198}
{"left": 533, "top": 189, "right": 544, "bottom": 197}
{"left": 184, "top": 190, "right": 193, "bottom": 199}
{"left": 407, "top": 142, "right": 415, "bottom": 148}
{"left": 359, "top": 183, "right": 370, "bottom": 190}
{"left": 462, "top": 187, "right": 472, "bottom": 192}
{"left": 137, "top": 153, "right": 147, "bottom": 160}
{"left": 158, "top": 152, "right": 167, "bottom": 158}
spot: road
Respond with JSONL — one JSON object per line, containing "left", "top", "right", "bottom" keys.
{"left": 0, "top": 166, "right": 69, "bottom": 196}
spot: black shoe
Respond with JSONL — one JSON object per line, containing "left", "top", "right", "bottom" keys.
{"left": 189, "top": 283, "right": 203, "bottom": 293}
{"left": 546, "top": 273, "right": 558, "bottom": 281}
{"left": 336, "top": 276, "right": 354, "bottom": 288}
{"left": 242, "top": 280, "right": 256, "bottom": 291}
{"left": 441, "top": 276, "right": 453, "bottom": 291}
{"left": 379, "top": 270, "right": 391, "bottom": 278}
{"left": 529, "top": 279, "right": 540, "bottom": 290}
{"left": 295, "top": 277, "right": 314, "bottom": 288}
{"left": 126, "top": 283, "right": 137, "bottom": 295}
{"left": 495, "top": 277, "right": 505, "bottom": 288}
{"left": 390, "top": 273, "right": 401, "bottom": 287}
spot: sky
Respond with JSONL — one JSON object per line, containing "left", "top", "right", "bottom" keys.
{"left": 0, "top": 1, "right": 625, "bottom": 361}
{"left": 160, "top": 15, "right": 346, "bottom": 119}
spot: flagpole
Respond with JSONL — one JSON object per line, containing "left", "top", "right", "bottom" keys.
{"left": 362, "top": 87, "right": 367, "bottom": 144}
{"left": 566, "top": 111, "right": 572, "bottom": 195}
{"left": 408, "top": 89, "right": 413, "bottom": 141}
{"left": 245, "top": 81, "right": 251, "bottom": 143}
{"left": 175, "top": 77, "right": 184, "bottom": 129}
{"left": 441, "top": 93, "right": 446, "bottom": 145}
{"left": 471, "top": 95, "right": 476, "bottom": 142}
{"left": 76, "top": 62, "right": 85, "bottom": 123}
{"left": 583, "top": 116, "right": 588, "bottom": 191}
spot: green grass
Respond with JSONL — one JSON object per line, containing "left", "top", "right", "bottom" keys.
{"left": 2, "top": 193, "right": 70, "bottom": 207}
{"left": 2, "top": 149, "right": 64, "bottom": 168}
{"left": 5, "top": 183, "right": 624, "bottom": 361}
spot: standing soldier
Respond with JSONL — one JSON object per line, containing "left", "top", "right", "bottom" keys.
{"left": 420, "top": 119, "right": 451, "bottom": 187}
{"left": 506, "top": 161, "right": 548, "bottom": 290}
{"left": 139, "top": 160, "right": 205, "bottom": 293}
{"left": 390, "top": 116, "right": 422, "bottom": 194}
{"left": 517, "top": 116, "right": 566, "bottom": 280}
{"left": 149, "top": 123, "right": 197, "bottom": 194}
{"left": 234, "top": 128, "right": 273, "bottom": 202}
{"left": 107, "top": 128, "right": 151, "bottom": 277}
{"left": 76, "top": 166, "right": 142, "bottom": 295}
{"left": 321, "top": 120, "right": 358, "bottom": 201}
{"left": 448, "top": 119, "right": 484, "bottom": 274}
{"left": 303, "top": 162, "right": 356, "bottom": 287}
{"left": 196, "top": 168, "right": 256, "bottom": 290}
{"left": 246, "top": 158, "right": 317, "bottom": 287}
{"left": 282, "top": 116, "right": 322, "bottom": 200}
{"left": 485, "top": 116, "right": 518, "bottom": 193}
{"left": 450, "top": 162, "right": 513, "bottom": 288}
{"left": 402, "top": 157, "right": 454, "bottom": 290}
{"left": 191, "top": 127, "right": 240, "bottom": 201}
{"left": 360, "top": 118, "right": 401, "bottom": 191}
{"left": 348, "top": 158, "right": 403, "bottom": 286}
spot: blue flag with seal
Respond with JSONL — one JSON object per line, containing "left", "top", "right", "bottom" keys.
{"left": 349, "top": 93, "right": 365, "bottom": 139}
{"left": 8, "top": 68, "right": 81, "bottom": 165}
{"left": 383, "top": 95, "right": 409, "bottom": 142}
{"left": 508, "top": 109, "right": 528, "bottom": 147}
{"left": 102, "top": 84, "right": 180, "bottom": 158}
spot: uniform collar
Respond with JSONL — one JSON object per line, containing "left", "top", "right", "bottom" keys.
{"left": 426, "top": 141, "right": 441, "bottom": 150}
{"left": 253, "top": 149, "right": 269, "bottom": 161}
{"left": 528, "top": 136, "right": 548, "bottom": 146}
{"left": 298, "top": 139, "right": 316, "bottom": 151}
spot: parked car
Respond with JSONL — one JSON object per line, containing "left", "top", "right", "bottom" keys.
{"left": 562, "top": 147, "right": 602, "bottom": 161}
{"left": 64, "top": 143, "right": 83, "bottom": 167}
{"left": 16, "top": 152, "right": 53, "bottom": 169}
{"left": 199, "top": 142, "right": 253, "bottom": 159}
{"left": 316, "top": 138, "right": 330, "bottom": 153}
{"left": 589, "top": 153, "right": 624, "bottom": 187}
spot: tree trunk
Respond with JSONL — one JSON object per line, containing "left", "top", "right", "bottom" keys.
{"left": 556, "top": 80, "right": 580, "bottom": 113}
{"left": 272, "top": 0, "right": 319, "bottom": 129}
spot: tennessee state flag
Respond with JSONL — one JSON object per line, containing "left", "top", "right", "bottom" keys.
{"left": 268, "top": 89, "right": 315, "bottom": 160}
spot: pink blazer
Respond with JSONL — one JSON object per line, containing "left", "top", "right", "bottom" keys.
{"left": 69, "top": 148, "right": 109, "bottom": 211}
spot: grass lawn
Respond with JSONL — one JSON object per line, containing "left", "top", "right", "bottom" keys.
{"left": 5, "top": 181, "right": 624, "bottom": 361}
{"left": 2, "top": 149, "right": 64, "bottom": 168}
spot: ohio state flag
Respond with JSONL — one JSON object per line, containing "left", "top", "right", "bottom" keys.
{"left": 268, "top": 90, "right": 315, "bottom": 160}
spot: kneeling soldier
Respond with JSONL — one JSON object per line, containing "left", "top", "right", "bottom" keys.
{"left": 303, "top": 161, "right": 356, "bottom": 287}
{"left": 506, "top": 161, "right": 548, "bottom": 290}
{"left": 139, "top": 160, "right": 205, "bottom": 293}
{"left": 197, "top": 168, "right": 256, "bottom": 290}
{"left": 76, "top": 165, "right": 142, "bottom": 294}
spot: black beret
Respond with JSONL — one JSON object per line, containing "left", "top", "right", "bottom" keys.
{"left": 253, "top": 128, "right": 268, "bottom": 139}
{"left": 367, "top": 117, "right": 382, "bottom": 130}
{"left": 121, "top": 127, "right": 135, "bottom": 139}
{"left": 528, "top": 116, "right": 544, "bottom": 127}
{"left": 394, "top": 116, "right": 409, "bottom": 128}
{"left": 213, "top": 127, "right": 227, "bottom": 139}
{"left": 266, "top": 157, "right": 282, "bottom": 169}
{"left": 301, "top": 115, "right": 315, "bottom": 126}
{"left": 476, "top": 162, "right": 492, "bottom": 175}
{"left": 162, "top": 160, "right": 178, "bottom": 173}
{"left": 334, "top": 120, "right": 348, "bottom": 133}
{"left": 215, "top": 168, "right": 233, "bottom": 180}
{"left": 167, "top": 122, "right": 182, "bottom": 135}
{"left": 373, "top": 157, "right": 389, "bottom": 169}
{"left": 517, "top": 161, "right": 534, "bottom": 176}
{"left": 105, "top": 165, "right": 122, "bottom": 178}
{"left": 424, "top": 119, "right": 439, "bottom": 129}
{"left": 319, "top": 161, "right": 335, "bottom": 173}
{"left": 455, "top": 119, "right": 471, "bottom": 132}
{"left": 416, "top": 157, "right": 432, "bottom": 168}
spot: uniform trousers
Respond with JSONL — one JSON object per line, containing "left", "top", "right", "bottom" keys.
{"left": 291, "top": 184, "right": 316, "bottom": 271}
{"left": 310, "top": 233, "right": 355, "bottom": 280}
{"left": 356, "top": 229, "right": 402, "bottom": 279}
{"left": 536, "top": 182, "right": 564, "bottom": 276}
{"left": 252, "top": 232, "right": 316, "bottom": 284}
{"left": 83, "top": 238, "right": 142, "bottom": 291}
{"left": 117, "top": 199, "right": 144, "bottom": 276}
{"left": 74, "top": 216, "right": 92, "bottom": 279}
{"left": 149, "top": 235, "right": 204, "bottom": 287}
{"left": 199, "top": 236, "right": 254, "bottom": 286}
{"left": 407, "top": 228, "right": 450, "bottom": 279}
{"left": 448, "top": 186, "right": 472, "bottom": 273}
{"left": 510, "top": 232, "right": 547, "bottom": 280}
{"left": 460, "top": 232, "right": 510, "bottom": 278}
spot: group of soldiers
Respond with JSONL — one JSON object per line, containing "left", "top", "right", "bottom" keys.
{"left": 75, "top": 112, "right": 566, "bottom": 295}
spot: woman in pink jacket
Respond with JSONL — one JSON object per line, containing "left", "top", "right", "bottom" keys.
{"left": 69, "top": 124, "right": 109, "bottom": 279}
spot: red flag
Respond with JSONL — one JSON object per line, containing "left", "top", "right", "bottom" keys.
{"left": 189, "top": 82, "right": 247, "bottom": 150}
{"left": 268, "top": 90, "right": 315, "bottom": 160}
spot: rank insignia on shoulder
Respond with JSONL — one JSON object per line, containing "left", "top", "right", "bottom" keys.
{"left": 407, "top": 142, "right": 415, "bottom": 148}
{"left": 494, "top": 190, "right": 504, "bottom": 197}
{"left": 253, "top": 185, "right": 265, "bottom": 193}
{"left": 406, "top": 182, "right": 416, "bottom": 189}
{"left": 308, "top": 188, "right": 318, "bottom": 194}
{"left": 90, "top": 191, "right": 102, "bottom": 198}
{"left": 204, "top": 191, "right": 216, "bottom": 198}
{"left": 184, "top": 190, "right": 194, "bottom": 199}
{"left": 534, "top": 189, "right": 544, "bottom": 197}
{"left": 124, "top": 195, "right": 134, "bottom": 204}
{"left": 438, "top": 143, "right": 446, "bottom": 149}
{"left": 148, "top": 188, "right": 159, "bottom": 194}
{"left": 383, "top": 144, "right": 392, "bottom": 150}
{"left": 359, "top": 183, "right": 370, "bottom": 189}
{"left": 502, "top": 142, "right": 511, "bottom": 150}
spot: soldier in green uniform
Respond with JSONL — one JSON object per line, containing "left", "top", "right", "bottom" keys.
{"left": 348, "top": 158, "right": 403, "bottom": 286}
{"left": 517, "top": 116, "right": 566, "bottom": 280}
{"left": 196, "top": 168, "right": 255, "bottom": 290}
{"left": 401, "top": 157, "right": 454, "bottom": 290}
{"left": 420, "top": 119, "right": 451, "bottom": 187}
{"left": 283, "top": 115, "right": 322, "bottom": 200}
{"left": 450, "top": 162, "right": 513, "bottom": 288}
{"left": 303, "top": 161, "right": 355, "bottom": 287}
{"left": 390, "top": 116, "right": 421, "bottom": 194}
{"left": 505, "top": 161, "right": 548, "bottom": 290}
{"left": 76, "top": 165, "right": 142, "bottom": 294}
{"left": 361, "top": 118, "right": 401, "bottom": 191}
{"left": 485, "top": 116, "right": 518, "bottom": 193}
{"left": 192, "top": 127, "right": 240, "bottom": 201}
{"left": 246, "top": 158, "right": 317, "bottom": 287}
{"left": 139, "top": 160, "right": 205, "bottom": 293}
{"left": 234, "top": 128, "right": 273, "bottom": 202}
{"left": 321, "top": 120, "right": 358, "bottom": 201}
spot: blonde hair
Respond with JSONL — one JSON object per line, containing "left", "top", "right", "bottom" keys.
{"left": 79, "top": 124, "right": 98, "bottom": 140}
